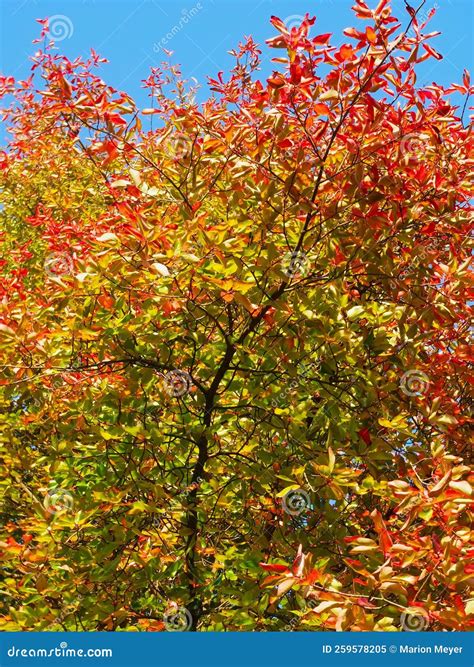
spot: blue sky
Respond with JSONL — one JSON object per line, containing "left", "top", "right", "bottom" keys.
{"left": 0, "top": 0, "right": 472, "bottom": 109}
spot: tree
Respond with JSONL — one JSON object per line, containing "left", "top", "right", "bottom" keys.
{"left": 0, "top": 0, "right": 472, "bottom": 632}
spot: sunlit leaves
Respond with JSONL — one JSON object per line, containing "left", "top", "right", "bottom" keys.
{"left": 0, "top": 0, "right": 472, "bottom": 633}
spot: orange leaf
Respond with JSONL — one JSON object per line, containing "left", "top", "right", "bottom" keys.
{"left": 220, "top": 291, "right": 234, "bottom": 303}
{"left": 371, "top": 509, "right": 393, "bottom": 556}
{"left": 314, "top": 103, "right": 331, "bottom": 115}
{"left": 366, "top": 26, "right": 377, "bottom": 44}
{"left": 98, "top": 294, "right": 114, "bottom": 309}
{"left": 338, "top": 45, "right": 355, "bottom": 61}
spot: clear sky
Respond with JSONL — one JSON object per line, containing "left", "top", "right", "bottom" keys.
{"left": 1, "top": 0, "right": 472, "bottom": 109}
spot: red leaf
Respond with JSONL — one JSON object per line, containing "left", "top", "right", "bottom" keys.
{"left": 358, "top": 427, "right": 372, "bottom": 445}
{"left": 423, "top": 43, "right": 443, "bottom": 61}
{"left": 313, "top": 33, "right": 332, "bottom": 45}
{"left": 259, "top": 562, "right": 290, "bottom": 573}
{"left": 267, "top": 74, "right": 286, "bottom": 89}
{"left": 344, "top": 27, "right": 365, "bottom": 40}
{"left": 421, "top": 221, "right": 436, "bottom": 235}
{"left": 462, "top": 69, "right": 470, "bottom": 89}
{"left": 353, "top": 577, "right": 368, "bottom": 586}
{"left": 291, "top": 544, "right": 305, "bottom": 577}
{"left": 352, "top": 1, "right": 373, "bottom": 19}
{"left": 453, "top": 595, "right": 465, "bottom": 613}
{"left": 344, "top": 536, "right": 361, "bottom": 543}
{"left": 269, "top": 15, "right": 291, "bottom": 35}
{"left": 357, "top": 597, "right": 377, "bottom": 609}
{"left": 306, "top": 568, "right": 322, "bottom": 584}
{"left": 345, "top": 558, "right": 363, "bottom": 566}
{"left": 333, "top": 245, "right": 346, "bottom": 265}
{"left": 266, "top": 35, "right": 287, "bottom": 49}
{"left": 374, "top": 0, "right": 391, "bottom": 15}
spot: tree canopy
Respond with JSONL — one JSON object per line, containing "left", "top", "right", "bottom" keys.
{"left": 0, "top": 0, "right": 472, "bottom": 632}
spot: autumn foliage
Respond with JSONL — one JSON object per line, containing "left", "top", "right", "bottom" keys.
{"left": 0, "top": 0, "right": 473, "bottom": 632}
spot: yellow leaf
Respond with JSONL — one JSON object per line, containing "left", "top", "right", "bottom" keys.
{"left": 276, "top": 484, "right": 300, "bottom": 498}
{"left": 0, "top": 323, "right": 15, "bottom": 337}
{"left": 233, "top": 292, "right": 254, "bottom": 312}
{"left": 312, "top": 600, "right": 342, "bottom": 613}
{"left": 328, "top": 447, "right": 335, "bottom": 473}
{"left": 378, "top": 416, "right": 408, "bottom": 429}
{"left": 449, "top": 480, "right": 472, "bottom": 496}
{"left": 350, "top": 544, "right": 378, "bottom": 553}
{"left": 328, "top": 481, "right": 344, "bottom": 500}
{"left": 76, "top": 329, "right": 100, "bottom": 341}
{"left": 150, "top": 262, "right": 170, "bottom": 277}
{"left": 274, "top": 577, "right": 299, "bottom": 599}
{"left": 100, "top": 429, "right": 115, "bottom": 441}
{"left": 96, "top": 232, "right": 119, "bottom": 243}
{"left": 320, "top": 90, "right": 339, "bottom": 101}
